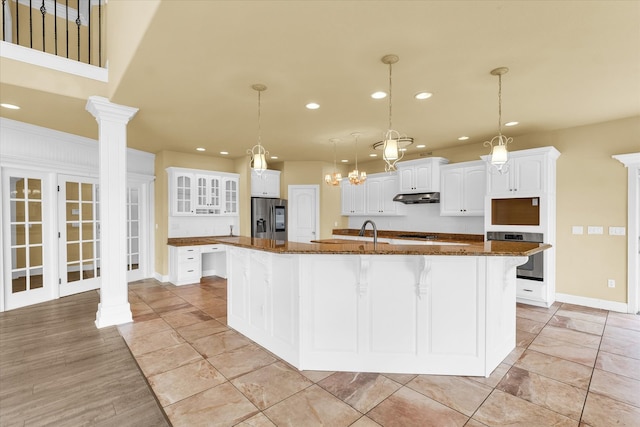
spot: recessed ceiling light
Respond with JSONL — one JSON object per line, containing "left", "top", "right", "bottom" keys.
{"left": 270, "top": 156, "right": 278, "bottom": 159}
{"left": 369, "top": 153, "right": 377, "bottom": 157}
{"left": 414, "top": 92, "right": 432, "bottom": 100}
{"left": 1, "top": 103, "right": 20, "bottom": 110}
{"left": 371, "top": 91, "right": 387, "bottom": 99}
{"left": 399, "top": 148, "right": 407, "bottom": 152}
{"left": 416, "top": 144, "right": 426, "bottom": 148}
{"left": 505, "top": 121, "right": 519, "bottom": 127}
{"left": 196, "top": 147, "right": 206, "bottom": 152}
{"left": 341, "top": 159, "right": 349, "bottom": 163}
{"left": 458, "top": 136, "right": 470, "bottom": 141}
{"left": 306, "top": 102, "right": 320, "bottom": 110}
{"left": 220, "top": 151, "right": 229, "bottom": 155}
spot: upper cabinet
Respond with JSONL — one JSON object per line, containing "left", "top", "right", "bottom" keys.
{"left": 440, "top": 161, "right": 486, "bottom": 216}
{"left": 251, "top": 169, "right": 281, "bottom": 198}
{"left": 341, "top": 179, "right": 366, "bottom": 215}
{"left": 366, "top": 174, "right": 405, "bottom": 216}
{"left": 397, "top": 157, "right": 449, "bottom": 193}
{"left": 484, "top": 147, "right": 561, "bottom": 196}
{"left": 167, "top": 167, "right": 239, "bottom": 216}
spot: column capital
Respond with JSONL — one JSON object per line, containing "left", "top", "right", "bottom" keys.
{"left": 86, "top": 96, "right": 139, "bottom": 124}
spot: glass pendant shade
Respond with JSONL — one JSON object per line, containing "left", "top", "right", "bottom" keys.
{"left": 383, "top": 137, "right": 399, "bottom": 161}
{"left": 325, "top": 139, "right": 343, "bottom": 186}
{"left": 491, "top": 141, "right": 508, "bottom": 165}
{"left": 252, "top": 150, "right": 267, "bottom": 172}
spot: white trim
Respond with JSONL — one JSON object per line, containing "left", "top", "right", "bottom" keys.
{"left": 154, "top": 272, "right": 169, "bottom": 283}
{"left": 555, "top": 292, "right": 628, "bottom": 314}
{"left": 0, "top": 41, "right": 107, "bottom": 81}
{"left": 613, "top": 152, "right": 640, "bottom": 314}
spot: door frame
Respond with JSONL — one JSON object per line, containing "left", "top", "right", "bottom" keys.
{"left": 288, "top": 185, "right": 320, "bottom": 243}
{"left": 613, "top": 153, "right": 640, "bottom": 314}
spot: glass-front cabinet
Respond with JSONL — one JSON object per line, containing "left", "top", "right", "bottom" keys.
{"left": 167, "top": 167, "right": 239, "bottom": 217}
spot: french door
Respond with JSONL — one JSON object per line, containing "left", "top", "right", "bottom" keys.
{"left": 58, "top": 175, "right": 101, "bottom": 297}
{"left": 2, "top": 169, "right": 54, "bottom": 310}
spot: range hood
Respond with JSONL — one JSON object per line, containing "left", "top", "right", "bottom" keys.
{"left": 393, "top": 192, "right": 440, "bottom": 204}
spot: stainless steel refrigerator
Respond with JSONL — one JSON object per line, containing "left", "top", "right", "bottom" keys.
{"left": 251, "top": 197, "right": 287, "bottom": 241}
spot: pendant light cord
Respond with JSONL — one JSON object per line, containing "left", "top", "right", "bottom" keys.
{"left": 388, "top": 62, "right": 393, "bottom": 130}
{"left": 257, "top": 89, "right": 262, "bottom": 147}
{"left": 497, "top": 73, "right": 503, "bottom": 137}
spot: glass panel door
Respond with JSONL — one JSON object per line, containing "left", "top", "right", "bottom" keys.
{"left": 59, "top": 176, "right": 101, "bottom": 297}
{"left": 126, "top": 185, "right": 144, "bottom": 282}
{"left": 2, "top": 170, "right": 51, "bottom": 310}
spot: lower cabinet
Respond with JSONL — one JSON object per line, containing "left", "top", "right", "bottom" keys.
{"left": 169, "top": 246, "right": 201, "bottom": 285}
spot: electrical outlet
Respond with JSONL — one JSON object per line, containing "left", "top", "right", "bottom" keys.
{"left": 608, "top": 279, "right": 615, "bottom": 288}
{"left": 609, "top": 226, "right": 626, "bottom": 236}
{"left": 588, "top": 226, "right": 603, "bottom": 235}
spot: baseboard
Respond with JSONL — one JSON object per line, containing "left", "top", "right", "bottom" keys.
{"left": 555, "top": 293, "right": 628, "bottom": 313}
{"left": 154, "top": 272, "right": 170, "bottom": 283}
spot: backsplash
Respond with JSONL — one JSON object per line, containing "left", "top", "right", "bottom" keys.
{"left": 169, "top": 216, "right": 240, "bottom": 238}
{"left": 347, "top": 203, "right": 484, "bottom": 234}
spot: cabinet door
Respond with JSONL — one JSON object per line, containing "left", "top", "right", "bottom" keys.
{"left": 414, "top": 164, "right": 433, "bottom": 192}
{"left": 195, "top": 175, "right": 221, "bottom": 215}
{"left": 440, "top": 168, "right": 464, "bottom": 215}
{"left": 464, "top": 166, "right": 486, "bottom": 215}
{"left": 263, "top": 171, "right": 280, "bottom": 198}
{"left": 366, "top": 179, "right": 383, "bottom": 214}
{"left": 173, "top": 173, "right": 194, "bottom": 215}
{"left": 341, "top": 180, "right": 366, "bottom": 215}
{"left": 398, "top": 167, "right": 415, "bottom": 192}
{"left": 381, "top": 176, "right": 400, "bottom": 214}
{"left": 487, "top": 168, "right": 512, "bottom": 195}
{"left": 514, "top": 155, "right": 544, "bottom": 193}
{"left": 224, "top": 178, "right": 238, "bottom": 215}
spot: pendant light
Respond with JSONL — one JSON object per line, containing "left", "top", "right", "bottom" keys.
{"left": 381, "top": 54, "right": 407, "bottom": 172}
{"left": 483, "top": 67, "right": 513, "bottom": 174}
{"left": 247, "top": 83, "right": 269, "bottom": 174}
{"left": 348, "top": 132, "right": 366, "bottom": 185}
{"left": 324, "top": 138, "right": 343, "bottom": 186}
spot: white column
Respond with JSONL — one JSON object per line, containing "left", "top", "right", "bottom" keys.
{"left": 86, "top": 96, "right": 139, "bottom": 328}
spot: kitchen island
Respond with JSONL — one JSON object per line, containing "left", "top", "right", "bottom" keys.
{"left": 167, "top": 235, "right": 549, "bottom": 377}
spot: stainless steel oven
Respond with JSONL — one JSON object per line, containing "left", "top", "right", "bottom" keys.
{"left": 487, "top": 232, "right": 544, "bottom": 281}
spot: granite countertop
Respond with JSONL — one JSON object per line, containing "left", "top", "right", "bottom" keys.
{"left": 167, "top": 235, "right": 550, "bottom": 257}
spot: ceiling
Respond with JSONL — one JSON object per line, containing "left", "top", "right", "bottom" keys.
{"left": 1, "top": 1, "right": 639, "bottom": 165}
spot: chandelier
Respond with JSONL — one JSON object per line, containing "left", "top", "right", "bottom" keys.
{"left": 247, "top": 84, "right": 269, "bottom": 174}
{"left": 324, "top": 138, "right": 342, "bottom": 186}
{"left": 483, "top": 67, "right": 513, "bottom": 174}
{"left": 381, "top": 54, "right": 406, "bottom": 172}
{"left": 348, "top": 132, "right": 366, "bottom": 185}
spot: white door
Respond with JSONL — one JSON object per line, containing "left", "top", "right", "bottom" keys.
{"left": 126, "top": 184, "right": 145, "bottom": 282}
{"left": 288, "top": 185, "right": 319, "bottom": 243}
{"left": 2, "top": 169, "right": 54, "bottom": 310}
{"left": 58, "top": 175, "right": 101, "bottom": 297}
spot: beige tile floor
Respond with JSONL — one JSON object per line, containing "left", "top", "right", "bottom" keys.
{"left": 120, "top": 277, "right": 640, "bottom": 427}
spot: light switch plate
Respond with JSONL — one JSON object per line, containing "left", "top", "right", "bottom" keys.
{"left": 609, "top": 226, "right": 626, "bottom": 236}
{"left": 572, "top": 226, "right": 584, "bottom": 235}
{"left": 587, "top": 226, "right": 603, "bottom": 235}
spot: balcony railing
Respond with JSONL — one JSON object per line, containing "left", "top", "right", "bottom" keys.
{"left": 1, "top": 0, "right": 104, "bottom": 67}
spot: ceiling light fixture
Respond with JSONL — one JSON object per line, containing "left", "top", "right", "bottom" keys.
{"left": 458, "top": 136, "right": 469, "bottom": 141}
{"left": 306, "top": 102, "right": 320, "bottom": 110}
{"left": 371, "top": 91, "right": 387, "bottom": 99}
{"left": 324, "top": 138, "right": 343, "bottom": 186}
{"left": 380, "top": 54, "right": 406, "bottom": 172}
{"left": 505, "top": 121, "right": 519, "bottom": 127}
{"left": 247, "top": 83, "right": 269, "bottom": 174}
{"left": 1, "top": 103, "right": 20, "bottom": 110}
{"left": 196, "top": 147, "right": 206, "bottom": 152}
{"left": 348, "top": 132, "right": 366, "bottom": 185}
{"left": 483, "top": 67, "right": 513, "bottom": 174}
{"left": 414, "top": 92, "right": 432, "bottom": 100}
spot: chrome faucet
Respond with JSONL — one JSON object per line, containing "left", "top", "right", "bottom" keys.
{"left": 358, "top": 219, "right": 378, "bottom": 249}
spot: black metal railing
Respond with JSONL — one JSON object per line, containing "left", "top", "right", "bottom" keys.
{"left": 1, "top": 0, "right": 104, "bottom": 67}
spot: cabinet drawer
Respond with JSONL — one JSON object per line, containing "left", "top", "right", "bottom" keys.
{"left": 516, "top": 279, "right": 545, "bottom": 301}
{"left": 200, "top": 245, "right": 225, "bottom": 254}
{"left": 178, "top": 261, "right": 200, "bottom": 276}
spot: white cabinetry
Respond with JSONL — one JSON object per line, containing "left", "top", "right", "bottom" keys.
{"left": 397, "top": 157, "right": 449, "bottom": 193}
{"left": 169, "top": 246, "right": 201, "bottom": 285}
{"left": 366, "top": 174, "right": 405, "bottom": 215}
{"left": 341, "top": 179, "right": 366, "bottom": 215}
{"left": 251, "top": 169, "right": 280, "bottom": 198}
{"left": 440, "top": 161, "right": 486, "bottom": 216}
{"left": 485, "top": 148, "right": 559, "bottom": 196}
{"left": 167, "top": 167, "right": 239, "bottom": 216}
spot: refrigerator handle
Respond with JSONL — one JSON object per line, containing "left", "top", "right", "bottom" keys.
{"left": 269, "top": 205, "right": 274, "bottom": 240}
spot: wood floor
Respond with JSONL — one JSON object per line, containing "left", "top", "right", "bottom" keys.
{"left": 0, "top": 291, "right": 170, "bottom": 427}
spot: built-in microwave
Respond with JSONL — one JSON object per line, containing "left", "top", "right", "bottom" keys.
{"left": 491, "top": 197, "right": 540, "bottom": 226}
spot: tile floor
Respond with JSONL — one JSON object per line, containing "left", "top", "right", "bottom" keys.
{"left": 119, "top": 277, "right": 640, "bottom": 426}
